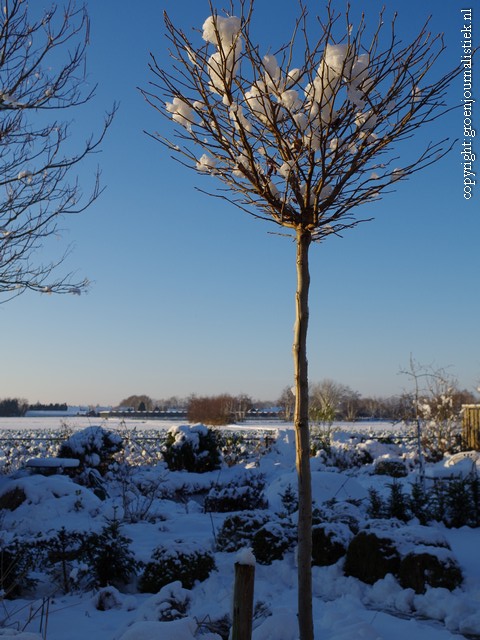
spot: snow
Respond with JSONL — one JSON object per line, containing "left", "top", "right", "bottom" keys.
{"left": 165, "top": 97, "right": 195, "bottom": 132}
{"left": 202, "top": 15, "right": 241, "bottom": 49}
{"left": 25, "top": 457, "right": 79, "bottom": 468}
{"left": 202, "top": 15, "right": 242, "bottom": 96}
{"left": 235, "top": 547, "right": 256, "bottom": 566}
{"left": 0, "top": 417, "right": 479, "bottom": 640}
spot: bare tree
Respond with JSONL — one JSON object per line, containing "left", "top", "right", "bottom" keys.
{"left": 309, "top": 378, "right": 360, "bottom": 423}
{"left": 0, "top": 1, "right": 114, "bottom": 302}
{"left": 118, "top": 394, "right": 155, "bottom": 412}
{"left": 400, "top": 357, "right": 471, "bottom": 471}
{"left": 278, "top": 385, "right": 295, "bottom": 421}
{"left": 143, "top": 3, "right": 461, "bottom": 637}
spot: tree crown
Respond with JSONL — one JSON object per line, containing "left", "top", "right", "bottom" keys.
{"left": 144, "top": 0, "right": 461, "bottom": 240}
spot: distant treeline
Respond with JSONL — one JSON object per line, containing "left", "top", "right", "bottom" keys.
{"left": 28, "top": 402, "right": 68, "bottom": 412}
{"left": 0, "top": 399, "right": 67, "bottom": 417}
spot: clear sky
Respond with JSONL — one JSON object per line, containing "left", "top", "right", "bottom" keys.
{"left": 1, "top": 0, "right": 478, "bottom": 406}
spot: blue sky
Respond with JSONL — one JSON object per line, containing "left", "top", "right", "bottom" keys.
{"left": 1, "top": 0, "right": 478, "bottom": 406}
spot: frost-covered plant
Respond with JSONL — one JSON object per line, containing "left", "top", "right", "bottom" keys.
{"left": 367, "top": 483, "right": 409, "bottom": 522}
{"left": 204, "top": 474, "right": 267, "bottom": 512}
{"left": 311, "top": 523, "right": 352, "bottom": 567}
{"left": 145, "top": 581, "right": 192, "bottom": 621}
{"left": 310, "top": 425, "right": 334, "bottom": 457}
{"left": 114, "top": 464, "right": 168, "bottom": 523}
{"left": 84, "top": 517, "right": 137, "bottom": 588}
{"left": 57, "top": 425, "right": 123, "bottom": 475}
{"left": 279, "top": 484, "right": 299, "bottom": 516}
{"left": 216, "top": 512, "right": 271, "bottom": 553}
{"left": 218, "top": 432, "right": 248, "bottom": 467}
{"left": 374, "top": 459, "right": 408, "bottom": 478}
{"left": 367, "top": 477, "right": 480, "bottom": 529}
{"left": 444, "top": 477, "right": 480, "bottom": 528}
{"left": 162, "top": 424, "right": 221, "bottom": 473}
{"left": 40, "top": 527, "right": 87, "bottom": 594}
{"left": 252, "top": 520, "right": 296, "bottom": 565}
{"left": 386, "top": 481, "right": 409, "bottom": 522}
{"left": 409, "top": 478, "right": 432, "bottom": 525}
{"left": 139, "top": 541, "right": 215, "bottom": 593}
{"left": 0, "top": 538, "right": 39, "bottom": 598}
{"left": 216, "top": 511, "right": 294, "bottom": 563}
{"left": 322, "top": 433, "right": 373, "bottom": 470}
{"left": 366, "top": 488, "right": 385, "bottom": 520}
{"left": 93, "top": 586, "right": 125, "bottom": 612}
{"left": 415, "top": 387, "right": 463, "bottom": 461}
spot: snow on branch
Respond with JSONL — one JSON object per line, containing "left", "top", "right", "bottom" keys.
{"left": 143, "top": 0, "right": 463, "bottom": 238}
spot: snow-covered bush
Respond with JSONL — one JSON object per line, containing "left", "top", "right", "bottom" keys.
{"left": 398, "top": 550, "right": 463, "bottom": 594}
{"left": 216, "top": 511, "right": 294, "bottom": 564}
{"left": 57, "top": 426, "right": 123, "bottom": 474}
{"left": 311, "top": 522, "right": 352, "bottom": 567}
{"left": 139, "top": 541, "right": 216, "bottom": 593}
{"left": 40, "top": 527, "right": 88, "bottom": 593}
{"left": 216, "top": 511, "right": 271, "bottom": 552}
{"left": 217, "top": 432, "right": 248, "bottom": 467}
{"left": 367, "top": 477, "right": 480, "bottom": 528}
{"left": 317, "top": 431, "right": 374, "bottom": 469}
{"left": 345, "top": 521, "right": 463, "bottom": 593}
{"left": 373, "top": 459, "right": 408, "bottom": 477}
{"left": 162, "top": 424, "right": 221, "bottom": 473}
{"left": 93, "top": 586, "right": 127, "bottom": 612}
{"left": 310, "top": 425, "right": 335, "bottom": 456}
{"left": 416, "top": 392, "right": 463, "bottom": 461}
{"left": 344, "top": 529, "right": 402, "bottom": 585}
{"left": 437, "top": 476, "right": 480, "bottom": 528}
{"left": 0, "top": 539, "right": 38, "bottom": 598}
{"left": 251, "top": 519, "right": 296, "bottom": 565}
{"left": 204, "top": 473, "right": 267, "bottom": 512}
{"left": 113, "top": 465, "right": 169, "bottom": 523}
{"left": 138, "top": 581, "right": 191, "bottom": 621}
{"left": 279, "top": 483, "right": 298, "bottom": 516}
{"left": 84, "top": 518, "right": 137, "bottom": 588}
{"left": 0, "top": 486, "right": 26, "bottom": 511}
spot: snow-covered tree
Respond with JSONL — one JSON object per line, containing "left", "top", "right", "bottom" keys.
{"left": 0, "top": 1, "right": 114, "bottom": 302}
{"left": 143, "top": 3, "right": 461, "bottom": 638}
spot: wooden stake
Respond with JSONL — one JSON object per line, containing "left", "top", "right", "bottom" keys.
{"left": 231, "top": 561, "right": 255, "bottom": 640}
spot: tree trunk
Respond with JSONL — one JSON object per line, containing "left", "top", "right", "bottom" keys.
{"left": 293, "top": 228, "right": 314, "bottom": 640}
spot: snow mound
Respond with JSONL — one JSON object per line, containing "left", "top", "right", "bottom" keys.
{"left": 0, "top": 474, "right": 102, "bottom": 536}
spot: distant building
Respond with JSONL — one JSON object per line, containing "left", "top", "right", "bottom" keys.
{"left": 25, "top": 406, "right": 110, "bottom": 418}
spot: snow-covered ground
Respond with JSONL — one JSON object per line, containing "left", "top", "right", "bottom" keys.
{"left": 0, "top": 418, "right": 479, "bottom": 640}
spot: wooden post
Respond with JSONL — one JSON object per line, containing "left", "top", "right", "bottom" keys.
{"left": 231, "top": 561, "right": 255, "bottom": 640}
{"left": 463, "top": 404, "right": 480, "bottom": 450}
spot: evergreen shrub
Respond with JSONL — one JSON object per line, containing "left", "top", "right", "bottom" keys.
{"left": 139, "top": 542, "right": 215, "bottom": 593}
{"left": 162, "top": 424, "right": 221, "bottom": 473}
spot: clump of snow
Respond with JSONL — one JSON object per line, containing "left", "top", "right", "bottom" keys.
{"left": 166, "top": 97, "right": 196, "bottom": 131}
{"left": 202, "top": 15, "right": 241, "bottom": 48}
{"left": 168, "top": 423, "right": 208, "bottom": 450}
{"left": 202, "top": 14, "right": 242, "bottom": 96}
{"left": 323, "top": 43, "right": 352, "bottom": 77}
{"left": 235, "top": 547, "right": 256, "bottom": 566}
{"left": 196, "top": 153, "right": 218, "bottom": 173}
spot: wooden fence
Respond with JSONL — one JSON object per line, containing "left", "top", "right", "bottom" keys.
{"left": 462, "top": 405, "right": 480, "bottom": 450}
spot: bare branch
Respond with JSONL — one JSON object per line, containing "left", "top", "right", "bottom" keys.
{"left": 0, "top": 1, "right": 115, "bottom": 302}
{"left": 142, "top": 2, "right": 463, "bottom": 241}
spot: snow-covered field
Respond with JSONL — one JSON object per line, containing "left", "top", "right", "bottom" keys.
{"left": 0, "top": 417, "right": 479, "bottom": 640}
